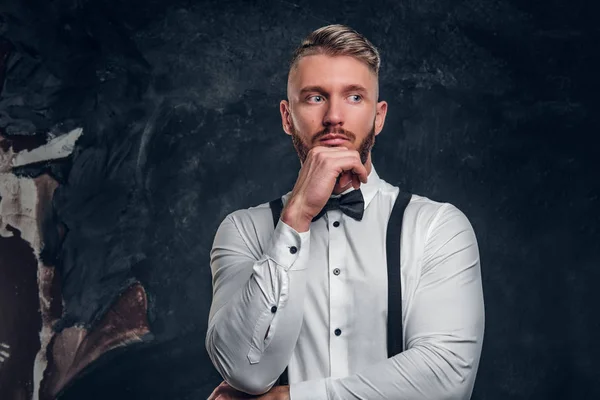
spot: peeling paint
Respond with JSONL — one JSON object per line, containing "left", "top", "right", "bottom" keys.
{"left": 0, "top": 131, "right": 80, "bottom": 399}
{"left": 11, "top": 128, "right": 83, "bottom": 168}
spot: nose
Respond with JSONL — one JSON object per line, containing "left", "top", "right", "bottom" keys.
{"left": 323, "top": 97, "right": 344, "bottom": 127}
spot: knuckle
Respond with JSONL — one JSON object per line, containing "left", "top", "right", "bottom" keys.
{"left": 314, "top": 150, "right": 326, "bottom": 162}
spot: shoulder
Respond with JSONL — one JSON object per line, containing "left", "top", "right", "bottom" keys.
{"left": 404, "top": 195, "right": 477, "bottom": 262}
{"left": 216, "top": 197, "right": 284, "bottom": 247}
{"left": 378, "top": 180, "right": 447, "bottom": 225}
{"left": 379, "top": 180, "right": 473, "bottom": 238}
{"left": 221, "top": 200, "right": 273, "bottom": 229}
{"left": 409, "top": 194, "right": 473, "bottom": 236}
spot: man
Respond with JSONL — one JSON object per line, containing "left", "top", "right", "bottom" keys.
{"left": 206, "top": 24, "right": 485, "bottom": 399}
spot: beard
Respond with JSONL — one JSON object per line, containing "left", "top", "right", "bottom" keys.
{"left": 290, "top": 122, "right": 376, "bottom": 165}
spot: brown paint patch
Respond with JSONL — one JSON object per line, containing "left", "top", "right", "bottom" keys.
{"left": 41, "top": 282, "right": 151, "bottom": 398}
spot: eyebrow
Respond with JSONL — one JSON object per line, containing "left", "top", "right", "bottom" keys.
{"left": 299, "top": 84, "right": 369, "bottom": 96}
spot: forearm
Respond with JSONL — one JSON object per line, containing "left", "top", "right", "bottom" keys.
{"left": 290, "top": 335, "right": 483, "bottom": 400}
{"left": 206, "top": 215, "right": 311, "bottom": 395}
{"left": 290, "top": 294, "right": 484, "bottom": 400}
{"left": 206, "top": 264, "right": 307, "bottom": 394}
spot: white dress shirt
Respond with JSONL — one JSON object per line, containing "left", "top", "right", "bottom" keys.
{"left": 205, "top": 164, "right": 485, "bottom": 399}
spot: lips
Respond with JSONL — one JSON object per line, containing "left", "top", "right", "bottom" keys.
{"left": 319, "top": 134, "right": 349, "bottom": 145}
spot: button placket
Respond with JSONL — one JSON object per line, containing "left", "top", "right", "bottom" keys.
{"left": 327, "top": 209, "right": 349, "bottom": 377}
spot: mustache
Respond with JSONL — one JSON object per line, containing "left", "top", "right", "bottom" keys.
{"left": 312, "top": 128, "right": 356, "bottom": 143}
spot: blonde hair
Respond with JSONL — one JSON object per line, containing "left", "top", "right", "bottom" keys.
{"left": 289, "top": 24, "right": 381, "bottom": 76}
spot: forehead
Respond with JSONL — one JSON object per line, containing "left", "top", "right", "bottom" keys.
{"left": 288, "top": 54, "right": 377, "bottom": 95}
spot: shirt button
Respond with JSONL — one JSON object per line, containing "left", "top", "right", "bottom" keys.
{"left": 271, "top": 305, "right": 277, "bottom": 313}
{"left": 289, "top": 246, "right": 297, "bottom": 254}
{"left": 334, "top": 328, "right": 342, "bottom": 336}
{"left": 333, "top": 268, "right": 341, "bottom": 276}
{"left": 333, "top": 221, "right": 340, "bottom": 227}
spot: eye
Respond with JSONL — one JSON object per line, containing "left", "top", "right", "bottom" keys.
{"left": 349, "top": 94, "right": 362, "bottom": 102}
{"left": 308, "top": 95, "right": 324, "bottom": 103}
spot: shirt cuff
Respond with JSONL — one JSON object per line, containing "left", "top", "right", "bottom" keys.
{"left": 264, "top": 217, "right": 310, "bottom": 271}
{"left": 290, "top": 378, "right": 329, "bottom": 400}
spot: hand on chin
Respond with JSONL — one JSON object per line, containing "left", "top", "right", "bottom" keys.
{"left": 333, "top": 170, "right": 360, "bottom": 194}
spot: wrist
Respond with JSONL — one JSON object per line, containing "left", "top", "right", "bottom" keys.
{"left": 281, "top": 197, "right": 312, "bottom": 233}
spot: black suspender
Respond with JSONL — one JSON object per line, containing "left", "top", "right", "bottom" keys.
{"left": 269, "top": 197, "right": 284, "bottom": 232}
{"left": 268, "top": 190, "right": 412, "bottom": 385}
{"left": 385, "top": 190, "right": 412, "bottom": 357}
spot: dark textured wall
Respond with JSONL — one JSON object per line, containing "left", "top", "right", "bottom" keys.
{"left": 0, "top": 0, "right": 598, "bottom": 398}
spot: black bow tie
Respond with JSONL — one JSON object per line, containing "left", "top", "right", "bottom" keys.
{"left": 312, "top": 189, "right": 365, "bottom": 222}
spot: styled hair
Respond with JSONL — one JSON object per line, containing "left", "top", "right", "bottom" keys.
{"left": 289, "top": 24, "right": 381, "bottom": 76}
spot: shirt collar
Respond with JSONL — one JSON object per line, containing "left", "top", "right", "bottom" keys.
{"left": 282, "top": 163, "right": 381, "bottom": 211}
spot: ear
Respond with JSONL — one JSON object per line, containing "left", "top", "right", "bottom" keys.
{"left": 374, "top": 100, "right": 388, "bottom": 136}
{"left": 280, "top": 100, "right": 293, "bottom": 136}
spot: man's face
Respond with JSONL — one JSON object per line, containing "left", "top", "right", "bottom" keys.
{"left": 280, "top": 54, "right": 388, "bottom": 166}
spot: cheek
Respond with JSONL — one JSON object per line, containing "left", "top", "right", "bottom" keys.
{"left": 357, "top": 110, "right": 376, "bottom": 129}
{"left": 293, "top": 112, "right": 319, "bottom": 131}
{"left": 345, "top": 110, "right": 367, "bottom": 132}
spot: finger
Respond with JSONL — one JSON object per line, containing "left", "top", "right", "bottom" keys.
{"left": 330, "top": 157, "right": 368, "bottom": 184}
{"left": 310, "top": 146, "right": 359, "bottom": 161}
{"left": 348, "top": 158, "right": 368, "bottom": 183}
{"left": 208, "top": 390, "right": 225, "bottom": 400}
{"left": 329, "top": 159, "right": 355, "bottom": 183}
{"left": 318, "top": 147, "right": 359, "bottom": 156}
{"left": 336, "top": 170, "right": 349, "bottom": 183}
{"left": 339, "top": 171, "right": 353, "bottom": 188}
{"left": 0, "top": 343, "right": 9, "bottom": 349}
{"left": 351, "top": 173, "right": 361, "bottom": 189}
{"left": 312, "top": 145, "right": 349, "bottom": 152}
{"left": 207, "top": 382, "right": 227, "bottom": 400}
{"left": 311, "top": 149, "right": 364, "bottom": 176}
{"left": 0, "top": 350, "right": 9, "bottom": 358}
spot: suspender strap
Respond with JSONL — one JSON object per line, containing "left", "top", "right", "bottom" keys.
{"left": 386, "top": 190, "right": 412, "bottom": 357}
{"left": 269, "top": 198, "right": 284, "bottom": 230}
{"left": 267, "top": 190, "right": 412, "bottom": 384}
{"left": 268, "top": 198, "right": 289, "bottom": 385}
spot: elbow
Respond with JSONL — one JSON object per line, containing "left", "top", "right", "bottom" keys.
{"left": 226, "top": 373, "right": 275, "bottom": 396}
{"left": 427, "top": 360, "right": 476, "bottom": 400}
{"left": 205, "top": 329, "right": 275, "bottom": 396}
{"left": 440, "top": 356, "right": 479, "bottom": 400}
{"left": 437, "top": 351, "right": 479, "bottom": 400}
{"left": 412, "top": 342, "right": 480, "bottom": 400}
{"left": 214, "top": 359, "right": 275, "bottom": 396}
